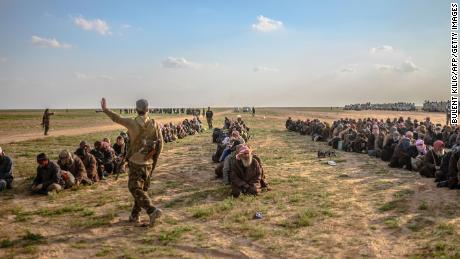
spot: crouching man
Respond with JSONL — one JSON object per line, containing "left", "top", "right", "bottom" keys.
{"left": 31, "top": 153, "right": 63, "bottom": 195}
{"left": 229, "top": 146, "right": 268, "bottom": 198}
{"left": 58, "top": 150, "right": 92, "bottom": 186}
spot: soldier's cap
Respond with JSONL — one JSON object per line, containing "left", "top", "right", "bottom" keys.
{"left": 79, "top": 141, "right": 88, "bottom": 147}
{"left": 36, "top": 153, "right": 48, "bottom": 162}
{"left": 136, "top": 99, "right": 149, "bottom": 112}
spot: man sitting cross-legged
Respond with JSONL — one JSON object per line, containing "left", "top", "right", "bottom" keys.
{"left": 229, "top": 145, "right": 268, "bottom": 198}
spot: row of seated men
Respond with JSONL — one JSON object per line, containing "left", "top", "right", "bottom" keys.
{"left": 161, "top": 117, "right": 204, "bottom": 143}
{"left": 286, "top": 116, "right": 460, "bottom": 189}
{"left": 0, "top": 118, "right": 200, "bottom": 195}
{"left": 120, "top": 108, "right": 204, "bottom": 115}
{"left": 211, "top": 117, "right": 268, "bottom": 197}
{"left": 212, "top": 115, "right": 250, "bottom": 162}
{"left": 0, "top": 137, "right": 126, "bottom": 193}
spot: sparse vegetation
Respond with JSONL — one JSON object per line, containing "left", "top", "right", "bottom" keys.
{"left": 0, "top": 108, "right": 455, "bottom": 258}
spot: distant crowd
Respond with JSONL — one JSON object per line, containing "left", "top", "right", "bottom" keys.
{"left": 422, "top": 100, "right": 450, "bottom": 113}
{"left": 286, "top": 116, "right": 460, "bottom": 190}
{"left": 119, "top": 108, "right": 206, "bottom": 116}
{"left": 344, "top": 102, "right": 416, "bottom": 111}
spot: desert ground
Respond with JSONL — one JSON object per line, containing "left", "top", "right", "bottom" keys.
{"left": 0, "top": 107, "right": 457, "bottom": 259}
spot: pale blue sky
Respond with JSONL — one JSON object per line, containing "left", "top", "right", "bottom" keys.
{"left": 0, "top": 0, "right": 450, "bottom": 108}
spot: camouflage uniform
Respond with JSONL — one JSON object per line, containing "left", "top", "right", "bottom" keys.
{"left": 103, "top": 106, "right": 163, "bottom": 219}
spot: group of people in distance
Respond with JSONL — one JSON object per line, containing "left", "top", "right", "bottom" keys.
{"left": 286, "top": 116, "right": 460, "bottom": 190}
{"left": 343, "top": 102, "right": 416, "bottom": 111}
{"left": 212, "top": 116, "right": 269, "bottom": 197}
{"left": 160, "top": 117, "right": 204, "bottom": 143}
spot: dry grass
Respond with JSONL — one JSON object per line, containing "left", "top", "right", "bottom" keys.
{"left": 0, "top": 108, "right": 456, "bottom": 258}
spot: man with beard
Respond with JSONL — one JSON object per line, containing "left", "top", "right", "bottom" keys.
{"left": 0, "top": 147, "right": 13, "bottom": 191}
{"left": 229, "top": 146, "right": 267, "bottom": 198}
{"left": 101, "top": 98, "right": 163, "bottom": 227}
{"left": 419, "top": 140, "right": 445, "bottom": 178}
{"left": 58, "top": 150, "right": 92, "bottom": 186}
{"left": 31, "top": 153, "right": 63, "bottom": 194}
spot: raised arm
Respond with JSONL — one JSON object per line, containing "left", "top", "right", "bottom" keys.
{"left": 101, "top": 98, "right": 133, "bottom": 128}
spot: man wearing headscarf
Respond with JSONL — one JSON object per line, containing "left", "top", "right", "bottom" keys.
{"left": 411, "top": 139, "right": 428, "bottom": 171}
{"left": 229, "top": 146, "right": 267, "bottom": 197}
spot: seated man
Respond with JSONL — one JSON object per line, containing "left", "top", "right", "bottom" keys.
{"left": 58, "top": 150, "right": 92, "bottom": 186}
{"left": 113, "top": 136, "right": 127, "bottom": 174}
{"left": 90, "top": 141, "right": 105, "bottom": 179}
{"left": 0, "top": 147, "right": 13, "bottom": 191}
{"left": 219, "top": 130, "right": 245, "bottom": 162}
{"left": 229, "top": 146, "right": 267, "bottom": 198}
{"left": 367, "top": 124, "right": 379, "bottom": 157}
{"left": 100, "top": 141, "right": 115, "bottom": 175}
{"left": 389, "top": 131, "right": 414, "bottom": 169}
{"left": 75, "top": 144, "right": 99, "bottom": 182}
{"left": 31, "top": 153, "right": 63, "bottom": 194}
{"left": 411, "top": 139, "right": 428, "bottom": 172}
{"left": 381, "top": 131, "right": 400, "bottom": 161}
{"left": 420, "top": 140, "right": 445, "bottom": 178}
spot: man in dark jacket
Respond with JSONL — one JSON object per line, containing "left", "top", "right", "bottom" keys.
{"left": 419, "top": 140, "right": 445, "bottom": 178}
{"left": 31, "top": 153, "right": 62, "bottom": 194}
{"left": 0, "top": 147, "right": 13, "bottom": 191}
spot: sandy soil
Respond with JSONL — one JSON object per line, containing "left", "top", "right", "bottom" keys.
{"left": 0, "top": 108, "right": 458, "bottom": 258}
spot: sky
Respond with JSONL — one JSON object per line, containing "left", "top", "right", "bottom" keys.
{"left": 0, "top": 0, "right": 451, "bottom": 109}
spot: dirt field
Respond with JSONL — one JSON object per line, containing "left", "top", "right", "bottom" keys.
{"left": 0, "top": 108, "right": 456, "bottom": 258}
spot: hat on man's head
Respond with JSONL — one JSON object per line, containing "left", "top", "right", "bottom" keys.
{"left": 37, "top": 153, "right": 48, "bottom": 162}
{"left": 136, "top": 99, "right": 149, "bottom": 112}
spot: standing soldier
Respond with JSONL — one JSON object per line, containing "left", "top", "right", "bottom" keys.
{"left": 42, "top": 109, "right": 55, "bottom": 135}
{"left": 101, "top": 98, "right": 163, "bottom": 227}
{"left": 252, "top": 107, "right": 256, "bottom": 117}
{"left": 205, "top": 107, "right": 214, "bottom": 129}
{"left": 202, "top": 108, "right": 205, "bottom": 118}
